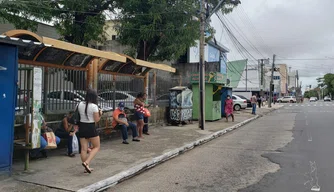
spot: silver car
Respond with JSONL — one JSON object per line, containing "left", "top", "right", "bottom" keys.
{"left": 232, "top": 95, "right": 247, "bottom": 111}
{"left": 98, "top": 91, "right": 137, "bottom": 110}
{"left": 46, "top": 90, "right": 112, "bottom": 114}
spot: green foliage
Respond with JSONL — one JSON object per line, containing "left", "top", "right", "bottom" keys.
{"left": 0, "top": 0, "right": 114, "bottom": 45}
{"left": 115, "top": 0, "right": 240, "bottom": 61}
{"left": 304, "top": 90, "right": 318, "bottom": 98}
{"left": 1, "top": 0, "right": 240, "bottom": 59}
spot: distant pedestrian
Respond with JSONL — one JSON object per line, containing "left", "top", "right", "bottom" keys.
{"left": 224, "top": 95, "right": 234, "bottom": 122}
{"left": 251, "top": 94, "right": 257, "bottom": 115}
{"left": 257, "top": 95, "right": 262, "bottom": 108}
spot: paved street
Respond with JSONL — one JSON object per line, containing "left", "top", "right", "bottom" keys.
{"left": 109, "top": 101, "right": 334, "bottom": 192}
{"left": 240, "top": 101, "right": 334, "bottom": 192}
{"left": 108, "top": 106, "right": 294, "bottom": 192}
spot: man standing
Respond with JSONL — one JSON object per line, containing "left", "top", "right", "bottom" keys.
{"left": 112, "top": 102, "right": 141, "bottom": 144}
{"left": 251, "top": 94, "right": 257, "bottom": 115}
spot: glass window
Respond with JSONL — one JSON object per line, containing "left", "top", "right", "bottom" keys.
{"left": 99, "top": 93, "right": 112, "bottom": 100}
{"left": 116, "top": 93, "right": 128, "bottom": 100}
{"left": 47, "top": 91, "right": 61, "bottom": 99}
{"left": 232, "top": 96, "right": 237, "bottom": 100}
{"left": 64, "top": 92, "right": 82, "bottom": 101}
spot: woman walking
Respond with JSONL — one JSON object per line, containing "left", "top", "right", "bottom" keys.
{"left": 134, "top": 93, "right": 149, "bottom": 138}
{"left": 77, "top": 89, "right": 102, "bottom": 174}
{"left": 225, "top": 95, "right": 234, "bottom": 122}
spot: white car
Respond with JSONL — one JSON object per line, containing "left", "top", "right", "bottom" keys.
{"left": 324, "top": 96, "right": 331, "bottom": 102}
{"left": 98, "top": 91, "right": 137, "bottom": 109}
{"left": 46, "top": 90, "right": 113, "bottom": 114}
{"left": 309, "top": 97, "right": 317, "bottom": 102}
{"left": 278, "top": 96, "right": 296, "bottom": 103}
{"left": 232, "top": 95, "right": 247, "bottom": 111}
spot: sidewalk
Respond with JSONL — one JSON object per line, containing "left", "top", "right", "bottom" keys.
{"left": 3, "top": 106, "right": 282, "bottom": 192}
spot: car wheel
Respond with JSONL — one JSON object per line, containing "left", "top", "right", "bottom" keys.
{"left": 234, "top": 104, "right": 241, "bottom": 111}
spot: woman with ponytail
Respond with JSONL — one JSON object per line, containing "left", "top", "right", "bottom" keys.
{"left": 77, "top": 89, "right": 102, "bottom": 174}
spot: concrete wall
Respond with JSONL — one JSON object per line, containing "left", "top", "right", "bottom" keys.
{"left": 0, "top": 19, "right": 60, "bottom": 39}
{"left": 277, "top": 64, "right": 288, "bottom": 94}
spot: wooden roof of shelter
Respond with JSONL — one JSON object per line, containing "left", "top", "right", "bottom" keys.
{"left": 2, "top": 30, "right": 175, "bottom": 78}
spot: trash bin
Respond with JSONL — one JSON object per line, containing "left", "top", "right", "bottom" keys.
{"left": 169, "top": 86, "right": 193, "bottom": 125}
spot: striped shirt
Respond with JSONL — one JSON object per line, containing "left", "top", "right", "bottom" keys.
{"left": 134, "top": 104, "right": 146, "bottom": 114}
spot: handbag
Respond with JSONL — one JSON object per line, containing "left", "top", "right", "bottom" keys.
{"left": 72, "top": 134, "right": 79, "bottom": 154}
{"left": 69, "top": 102, "right": 81, "bottom": 125}
{"left": 143, "top": 108, "right": 151, "bottom": 117}
{"left": 43, "top": 132, "right": 57, "bottom": 149}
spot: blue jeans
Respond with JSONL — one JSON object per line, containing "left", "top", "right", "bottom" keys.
{"left": 134, "top": 111, "right": 144, "bottom": 120}
{"left": 119, "top": 122, "right": 138, "bottom": 141}
{"left": 40, "top": 135, "right": 61, "bottom": 150}
{"left": 30, "top": 134, "right": 60, "bottom": 157}
{"left": 252, "top": 103, "right": 257, "bottom": 114}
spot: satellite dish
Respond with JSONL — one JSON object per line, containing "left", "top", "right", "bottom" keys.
{"left": 226, "top": 79, "right": 231, "bottom": 85}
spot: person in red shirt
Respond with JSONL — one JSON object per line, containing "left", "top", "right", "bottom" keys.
{"left": 112, "top": 102, "right": 140, "bottom": 144}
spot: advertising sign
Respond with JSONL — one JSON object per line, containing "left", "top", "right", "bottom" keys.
{"left": 31, "top": 68, "right": 42, "bottom": 149}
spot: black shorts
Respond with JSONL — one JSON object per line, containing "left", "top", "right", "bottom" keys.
{"left": 78, "top": 122, "right": 98, "bottom": 139}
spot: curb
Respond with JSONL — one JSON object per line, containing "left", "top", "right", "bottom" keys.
{"left": 77, "top": 113, "right": 267, "bottom": 192}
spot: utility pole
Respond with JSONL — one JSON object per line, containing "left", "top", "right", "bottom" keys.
{"left": 245, "top": 61, "right": 248, "bottom": 91}
{"left": 260, "top": 59, "right": 264, "bottom": 95}
{"left": 296, "top": 70, "right": 299, "bottom": 102}
{"left": 268, "top": 54, "right": 276, "bottom": 108}
{"left": 199, "top": 0, "right": 206, "bottom": 130}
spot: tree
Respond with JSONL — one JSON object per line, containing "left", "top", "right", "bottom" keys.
{"left": 304, "top": 90, "right": 318, "bottom": 99}
{"left": 0, "top": 0, "right": 115, "bottom": 46}
{"left": 114, "top": 0, "right": 240, "bottom": 61}
{"left": 323, "top": 73, "right": 334, "bottom": 97}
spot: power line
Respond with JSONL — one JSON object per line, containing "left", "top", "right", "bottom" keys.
{"left": 222, "top": 14, "right": 266, "bottom": 59}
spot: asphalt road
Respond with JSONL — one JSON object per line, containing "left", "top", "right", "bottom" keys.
{"left": 108, "top": 106, "right": 296, "bottom": 192}
{"left": 240, "top": 101, "right": 334, "bottom": 192}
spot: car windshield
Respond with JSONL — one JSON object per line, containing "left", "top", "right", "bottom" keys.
{"left": 76, "top": 91, "right": 106, "bottom": 101}
{"left": 126, "top": 91, "right": 138, "bottom": 98}
{"left": 237, "top": 95, "right": 247, "bottom": 100}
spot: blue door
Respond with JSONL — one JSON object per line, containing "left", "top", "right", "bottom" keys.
{"left": 0, "top": 44, "right": 18, "bottom": 174}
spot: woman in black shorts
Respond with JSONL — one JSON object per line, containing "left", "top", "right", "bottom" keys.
{"left": 77, "top": 89, "right": 102, "bottom": 173}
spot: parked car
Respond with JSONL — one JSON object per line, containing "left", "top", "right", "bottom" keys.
{"left": 232, "top": 95, "right": 247, "bottom": 111}
{"left": 309, "top": 97, "right": 317, "bottom": 102}
{"left": 98, "top": 91, "right": 137, "bottom": 109}
{"left": 278, "top": 96, "right": 296, "bottom": 103}
{"left": 324, "top": 96, "right": 331, "bottom": 102}
{"left": 46, "top": 90, "right": 112, "bottom": 114}
{"left": 277, "top": 97, "right": 283, "bottom": 103}
{"left": 236, "top": 95, "right": 252, "bottom": 107}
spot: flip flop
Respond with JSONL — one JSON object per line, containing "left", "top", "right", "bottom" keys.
{"left": 84, "top": 168, "right": 94, "bottom": 173}
{"left": 82, "top": 162, "right": 91, "bottom": 174}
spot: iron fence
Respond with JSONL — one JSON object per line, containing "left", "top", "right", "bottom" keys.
{"left": 16, "top": 65, "right": 181, "bottom": 116}
{"left": 16, "top": 65, "right": 87, "bottom": 115}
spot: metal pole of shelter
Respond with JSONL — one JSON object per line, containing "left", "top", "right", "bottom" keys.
{"left": 199, "top": 0, "right": 206, "bottom": 130}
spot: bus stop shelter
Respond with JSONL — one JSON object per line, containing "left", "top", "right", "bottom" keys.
{"left": 1, "top": 30, "right": 176, "bottom": 174}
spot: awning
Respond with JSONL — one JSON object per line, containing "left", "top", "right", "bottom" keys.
{"left": 2, "top": 30, "right": 176, "bottom": 77}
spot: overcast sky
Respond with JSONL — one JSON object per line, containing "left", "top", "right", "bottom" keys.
{"left": 211, "top": 0, "right": 334, "bottom": 90}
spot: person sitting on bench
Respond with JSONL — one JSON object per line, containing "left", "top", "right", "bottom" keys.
{"left": 55, "top": 111, "right": 81, "bottom": 157}
{"left": 112, "top": 102, "right": 140, "bottom": 144}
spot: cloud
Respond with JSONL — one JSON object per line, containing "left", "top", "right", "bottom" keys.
{"left": 212, "top": 0, "right": 334, "bottom": 80}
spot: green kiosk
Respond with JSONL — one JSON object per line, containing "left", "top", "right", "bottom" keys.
{"left": 191, "top": 72, "right": 224, "bottom": 121}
